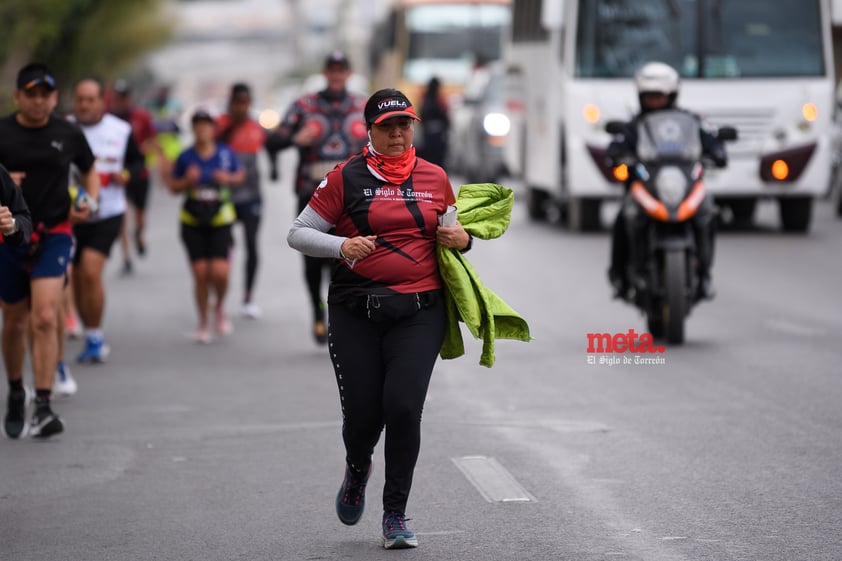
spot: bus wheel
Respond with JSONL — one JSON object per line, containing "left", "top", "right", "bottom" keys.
{"left": 779, "top": 196, "right": 812, "bottom": 233}
{"left": 568, "top": 197, "right": 602, "bottom": 231}
{"left": 728, "top": 198, "right": 756, "bottom": 227}
{"left": 527, "top": 187, "right": 549, "bottom": 221}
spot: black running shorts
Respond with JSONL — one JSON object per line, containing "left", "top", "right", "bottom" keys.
{"left": 180, "top": 223, "right": 233, "bottom": 262}
{"left": 72, "top": 214, "right": 124, "bottom": 264}
{"left": 126, "top": 176, "right": 151, "bottom": 211}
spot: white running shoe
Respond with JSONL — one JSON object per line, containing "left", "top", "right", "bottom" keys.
{"left": 215, "top": 313, "right": 233, "bottom": 336}
{"left": 193, "top": 327, "right": 212, "bottom": 345}
{"left": 241, "top": 302, "right": 262, "bottom": 319}
{"left": 54, "top": 362, "right": 78, "bottom": 396}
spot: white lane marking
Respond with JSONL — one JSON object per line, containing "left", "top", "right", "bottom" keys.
{"left": 452, "top": 455, "right": 535, "bottom": 503}
{"left": 429, "top": 418, "right": 611, "bottom": 434}
{"left": 766, "top": 319, "right": 825, "bottom": 337}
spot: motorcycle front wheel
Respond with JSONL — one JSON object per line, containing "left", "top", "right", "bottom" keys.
{"left": 662, "top": 249, "right": 687, "bottom": 344}
{"left": 647, "top": 315, "right": 664, "bottom": 339}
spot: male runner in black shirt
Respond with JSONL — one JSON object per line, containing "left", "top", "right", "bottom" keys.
{"left": 0, "top": 63, "right": 99, "bottom": 439}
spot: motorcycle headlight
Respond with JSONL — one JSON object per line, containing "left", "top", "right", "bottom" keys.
{"left": 483, "top": 113, "right": 511, "bottom": 137}
{"left": 655, "top": 166, "right": 688, "bottom": 207}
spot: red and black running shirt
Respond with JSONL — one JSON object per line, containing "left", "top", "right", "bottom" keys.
{"left": 308, "top": 153, "right": 456, "bottom": 302}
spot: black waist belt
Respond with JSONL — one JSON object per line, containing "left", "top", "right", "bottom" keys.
{"left": 346, "top": 289, "right": 441, "bottom": 322}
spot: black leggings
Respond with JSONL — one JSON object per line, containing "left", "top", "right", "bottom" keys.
{"left": 327, "top": 296, "right": 445, "bottom": 514}
{"left": 297, "top": 195, "right": 330, "bottom": 320}
{"left": 235, "top": 201, "right": 262, "bottom": 300}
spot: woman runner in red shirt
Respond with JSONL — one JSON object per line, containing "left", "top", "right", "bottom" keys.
{"left": 287, "top": 88, "right": 471, "bottom": 549}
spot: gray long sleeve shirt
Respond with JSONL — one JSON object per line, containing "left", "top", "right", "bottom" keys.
{"left": 287, "top": 205, "right": 347, "bottom": 259}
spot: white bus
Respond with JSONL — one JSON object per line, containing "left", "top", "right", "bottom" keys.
{"left": 369, "top": 0, "right": 512, "bottom": 105}
{"left": 510, "top": 0, "right": 840, "bottom": 232}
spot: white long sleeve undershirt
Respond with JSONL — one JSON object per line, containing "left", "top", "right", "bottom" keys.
{"left": 286, "top": 205, "right": 347, "bottom": 259}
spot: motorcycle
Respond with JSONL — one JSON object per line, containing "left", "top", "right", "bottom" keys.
{"left": 606, "top": 110, "right": 737, "bottom": 344}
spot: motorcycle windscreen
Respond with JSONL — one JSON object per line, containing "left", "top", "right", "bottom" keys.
{"left": 635, "top": 110, "right": 703, "bottom": 162}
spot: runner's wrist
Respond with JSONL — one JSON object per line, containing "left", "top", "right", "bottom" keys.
{"left": 4, "top": 217, "right": 19, "bottom": 235}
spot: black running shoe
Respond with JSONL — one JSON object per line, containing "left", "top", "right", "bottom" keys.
{"left": 30, "top": 402, "right": 64, "bottom": 439}
{"left": 382, "top": 511, "right": 418, "bottom": 549}
{"left": 135, "top": 229, "right": 146, "bottom": 257}
{"left": 4, "top": 387, "right": 30, "bottom": 439}
{"left": 696, "top": 277, "right": 717, "bottom": 301}
{"left": 335, "top": 462, "right": 371, "bottom": 525}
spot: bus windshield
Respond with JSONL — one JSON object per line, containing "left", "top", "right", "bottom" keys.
{"left": 575, "top": 0, "right": 825, "bottom": 79}
{"left": 404, "top": 4, "right": 511, "bottom": 85}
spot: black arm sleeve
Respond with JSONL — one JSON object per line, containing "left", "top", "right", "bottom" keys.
{"left": 264, "top": 130, "right": 292, "bottom": 154}
{"left": 0, "top": 164, "right": 32, "bottom": 246}
{"left": 264, "top": 100, "right": 304, "bottom": 155}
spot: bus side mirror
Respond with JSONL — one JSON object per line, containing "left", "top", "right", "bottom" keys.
{"left": 718, "top": 126, "right": 738, "bottom": 141}
{"left": 605, "top": 120, "right": 627, "bottom": 135}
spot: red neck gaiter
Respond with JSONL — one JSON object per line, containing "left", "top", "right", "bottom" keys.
{"left": 364, "top": 144, "right": 417, "bottom": 185}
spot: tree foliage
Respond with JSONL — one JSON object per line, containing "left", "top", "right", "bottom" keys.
{"left": 0, "top": 0, "right": 173, "bottom": 107}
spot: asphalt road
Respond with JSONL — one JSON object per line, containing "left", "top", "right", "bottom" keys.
{"left": 2, "top": 154, "right": 841, "bottom": 561}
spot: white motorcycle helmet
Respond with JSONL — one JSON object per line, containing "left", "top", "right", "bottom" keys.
{"left": 634, "top": 62, "right": 679, "bottom": 111}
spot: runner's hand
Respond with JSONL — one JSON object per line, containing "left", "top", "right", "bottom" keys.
{"left": 436, "top": 223, "right": 471, "bottom": 250}
{"left": 69, "top": 202, "right": 92, "bottom": 224}
{"left": 340, "top": 235, "right": 377, "bottom": 260}
{"left": 0, "top": 206, "right": 16, "bottom": 235}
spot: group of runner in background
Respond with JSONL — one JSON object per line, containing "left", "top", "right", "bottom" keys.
{"left": 0, "top": 50, "right": 383, "bottom": 440}
{"left": 0, "top": 66, "right": 271, "bottom": 438}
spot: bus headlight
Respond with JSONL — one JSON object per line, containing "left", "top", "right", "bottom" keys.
{"left": 483, "top": 113, "right": 511, "bottom": 137}
{"left": 771, "top": 159, "right": 789, "bottom": 180}
{"left": 759, "top": 143, "right": 816, "bottom": 183}
{"left": 583, "top": 103, "right": 600, "bottom": 124}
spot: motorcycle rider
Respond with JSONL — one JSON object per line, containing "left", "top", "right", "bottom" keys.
{"left": 607, "top": 62, "right": 727, "bottom": 302}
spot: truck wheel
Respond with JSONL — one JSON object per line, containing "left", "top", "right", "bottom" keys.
{"left": 779, "top": 196, "right": 812, "bottom": 233}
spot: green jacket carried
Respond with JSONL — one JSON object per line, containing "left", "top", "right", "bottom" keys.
{"left": 437, "top": 183, "right": 531, "bottom": 367}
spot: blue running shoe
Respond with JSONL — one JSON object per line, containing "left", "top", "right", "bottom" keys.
{"left": 77, "top": 334, "right": 110, "bottom": 364}
{"left": 382, "top": 511, "right": 418, "bottom": 549}
{"left": 335, "top": 462, "right": 371, "bottom": 525}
